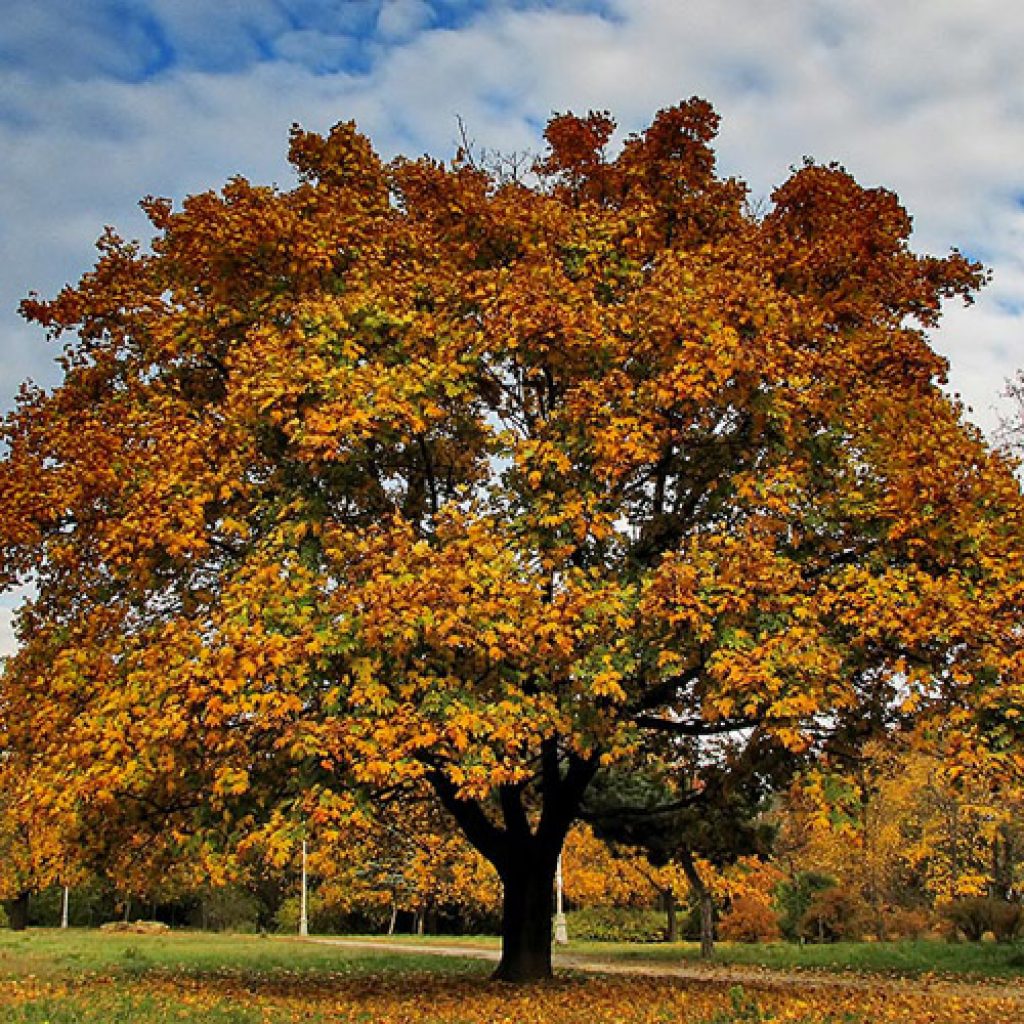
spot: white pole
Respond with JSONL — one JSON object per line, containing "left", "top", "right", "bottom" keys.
{"left": 299, "top": 839, "right": 309, "bottom": 937}
{"left": 61, "top": 886, "right": 69, "bottom": 929}
{"left": 554, "top": 853, "right": 568, "bottom": 945}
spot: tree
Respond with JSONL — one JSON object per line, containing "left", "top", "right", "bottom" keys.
{"left": 0, "top": 685, "right": 83, "bottom": 929}
{"left": 268, "top": 790, "right": 502, "bottom": 936}
{"left": 583, "top": 734, "right": 787, "bottom": 958}
{"left": 773, "top": 738, "right": 1024, "bottom": 936}
{"left": 1, "top": 99, "right": 1021, "bottom": 980}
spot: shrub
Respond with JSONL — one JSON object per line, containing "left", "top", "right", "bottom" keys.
{"left": 194, "top": 885, "right": 262, "bottom": 933}
{"left": 799, "top": 887, "right": 865, "bottom": 942}
{"left": 718, "top": 896, "right": 781, "bottom": 943}
{"left": 773, "top": 872, "right": 836, "bottom": 940}
{"left": 564, "top": 907, "right": 665, "bottom": 942}
{"left": 941, "top": 897, "right": 1022, "bottom": 942}
{"left": 100, "top": 921, "right": 170, "bottom": 934}
{"left": 275, "top": 893, "right": 392, "bottom": 935}
{"left": 885, "top": 907, "right": 931, "bottom": 940}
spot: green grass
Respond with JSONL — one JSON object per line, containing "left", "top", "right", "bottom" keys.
{"left": 575, "top": 936, "right": 1024, "bottom": 977}
{"left": 0, "top": 928, "right": 490, "bottom": 981}
{"left": 0, "top": 930, "right": 1018, "bottom": 1024}
{"left": 335, "top": 930, "right": 1024, "bottom": 979}
{"left": 12, "top": 927, "right": 1021, "bottom": 983}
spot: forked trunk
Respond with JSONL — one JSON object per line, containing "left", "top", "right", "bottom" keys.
{"left": 6, "top": 891, "right": 29, "bottom": 931}
{"left": 494, "top": 855, "right": 558, "bottom": 982}
{"left": 425, "top": 745, "right": 597, "bottom": 985}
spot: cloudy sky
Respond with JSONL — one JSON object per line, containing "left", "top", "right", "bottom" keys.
{"left": 2, "top": 0, "right": 1024, "bottom": 653}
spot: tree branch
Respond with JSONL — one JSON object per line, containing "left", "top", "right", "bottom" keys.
{"left": 425, "top": 770, "right": 507, "bottom": 867}
{"left": 635, "top": 713, "right": 761, "bottom": 736}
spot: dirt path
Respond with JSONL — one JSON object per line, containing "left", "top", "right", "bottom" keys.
{"left": 301, "top": 936, "right": 1024, "bottom": 1004}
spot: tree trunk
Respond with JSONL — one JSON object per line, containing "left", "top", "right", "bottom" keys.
{"left": 494, "top": 854, "right": 558, "bottom": 982}
{"left": 662, "top": 888, "right": 678, "bottom": 943}
{"left": 680, "top": 849, "right": 714, "bottom": 960}
{"left": 425, "top": 744, "right": 597, "bottom": 984}
{"left": 6, "top": 891, "right": 29, "bottom": 931}
{"left": 698, "top": 888, "right": 714, "bottom": 959}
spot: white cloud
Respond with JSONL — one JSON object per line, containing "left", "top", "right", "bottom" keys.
{"left": 0, "top": 0, "right": 167, "bottom": 81}
{"left": 274, "top": 29, "right": 360, "bottom": 72}
{"left": 3, "top": 0, "right": 1024, "bottom": 662}
{"left": 2, "top": 0, "right": 1024, "bottom": 435}
{"left": 378, "top": 0, "right": 435, "bottom": 41}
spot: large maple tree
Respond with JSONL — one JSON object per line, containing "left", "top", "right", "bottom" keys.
{"left": 1, "top": 100, "right": 1022, "bottom": 978}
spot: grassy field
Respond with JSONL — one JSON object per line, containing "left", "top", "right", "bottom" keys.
{"left": 340, "top": 930, "right": 1024, "bottom": 978}
{"left": 0, "top": 929, "right": 1022, "bottom": 1023}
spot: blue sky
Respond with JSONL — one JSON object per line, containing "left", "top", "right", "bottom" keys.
{"left": 3, "top": 0, "right": 1024, "bottom": 651}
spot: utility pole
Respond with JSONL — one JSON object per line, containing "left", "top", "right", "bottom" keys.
{"left": 554, "top": 853, "right": 568, "bottom": 945}
{"left": 61, "top": 886, "right": 69, "bottom": 929}
{"left": 299, "top": 839, "right": 309, "bottom": 937}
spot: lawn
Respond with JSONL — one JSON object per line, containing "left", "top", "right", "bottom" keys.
{"left": 576, "top": 935, "right": 1024, "bottom": 978}
{"left": 0, "top": 929, "right": 1021, "bottom": 1023}
{"left": 336, "top": 930, "right": 1024, "bottom": 978}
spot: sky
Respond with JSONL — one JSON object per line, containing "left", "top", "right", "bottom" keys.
{"left": 2, "top": 0, "right": 1024, "bottom": 654}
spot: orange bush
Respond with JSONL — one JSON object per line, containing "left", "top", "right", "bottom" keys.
{"left": 718, "top": 895, "right": 781, "bottom": 943}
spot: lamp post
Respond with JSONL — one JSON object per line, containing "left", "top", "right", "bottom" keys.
{"left": 554, "top": 853, "right": 568, "bottom": 945}
{"left": 299, "top": 838, "right": 309, "bottom": 937}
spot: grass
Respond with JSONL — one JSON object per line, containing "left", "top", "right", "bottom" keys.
{"left": 0, "top": 929, "right": 1020, "bottom": 1024}
{"left": 0, "top": 928, "right": 490, "bottom": 981}
{"left": 334, "top": 930, "right": 1024, "bottom": 979}
{"left": 574, "top": 935, "right": 1024, "bottom": 978}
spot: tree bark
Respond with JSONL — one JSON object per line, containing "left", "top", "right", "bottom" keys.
{"left": 680, "top": 849, "right": 714, "bottom": 959}
{"left": 662, "top": 888, "right": 678, "bottom": 943}
{"left": 494, "top": 852, "right": 558, "bottom": 982}
{"left": 426, "top": 745, "right": 597, "bottom": 983}
{"left": 5, "top": 891, "right": 29, "bottom": 931}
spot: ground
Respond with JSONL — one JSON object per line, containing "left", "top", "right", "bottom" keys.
{"left": 1, "top": 929, "right": 1022, "bottom": 1023}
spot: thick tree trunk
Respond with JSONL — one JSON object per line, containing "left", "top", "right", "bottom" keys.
{"left": 6, "top": 891, "right": 29, "bottom": 931}
{"left": 494, "top": 854, "right": 558, "bottom": 982}
{"left": 426, "top": 744, "right": 597, "bottom": 984}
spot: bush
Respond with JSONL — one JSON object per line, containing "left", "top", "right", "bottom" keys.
{"left": 773, "top": 872, "right": 836, "bottom": 940}
{"left": 275, "top": 894, "right": 391, "bottom": 935}
{"left": 941, "top": 897, "right": 1022, "bottom": 942}
{"left": 885, "top": 907, "right": 931, "bottom": 940}
{"left": 718, "top": 896, "right": 781, "bottom": 943}
{"left": 100, "top": 920, "right": 170, "bottom": 934}
{"left": 564, "top": 907, "right": 666, "bottom": 942}
{"left": 193, "top": 885, "right": 262, "bottom": 933}
{"left": 799, "top": 887, "right": 865, "bottom": 942}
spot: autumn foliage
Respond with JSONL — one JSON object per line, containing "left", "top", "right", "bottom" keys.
{"left": 1, "top": 99, "right": 1022, "bottom": 979}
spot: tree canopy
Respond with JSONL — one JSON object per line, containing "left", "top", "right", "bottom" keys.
{"left": 1, "top": 98, "right": 1022, "bottom": 979}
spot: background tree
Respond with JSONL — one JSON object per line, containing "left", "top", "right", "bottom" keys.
{"left": 584, "top": 732, "right": 787, "bottom": 957}
{"left": 0, "top": 682, "right": 81, "bottom": 930}
{"left": 774, "top": 737, "right": 1024, "bottom": 937}
{"left": 1, "top": 99, "right": 1021, "bottom": 980}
